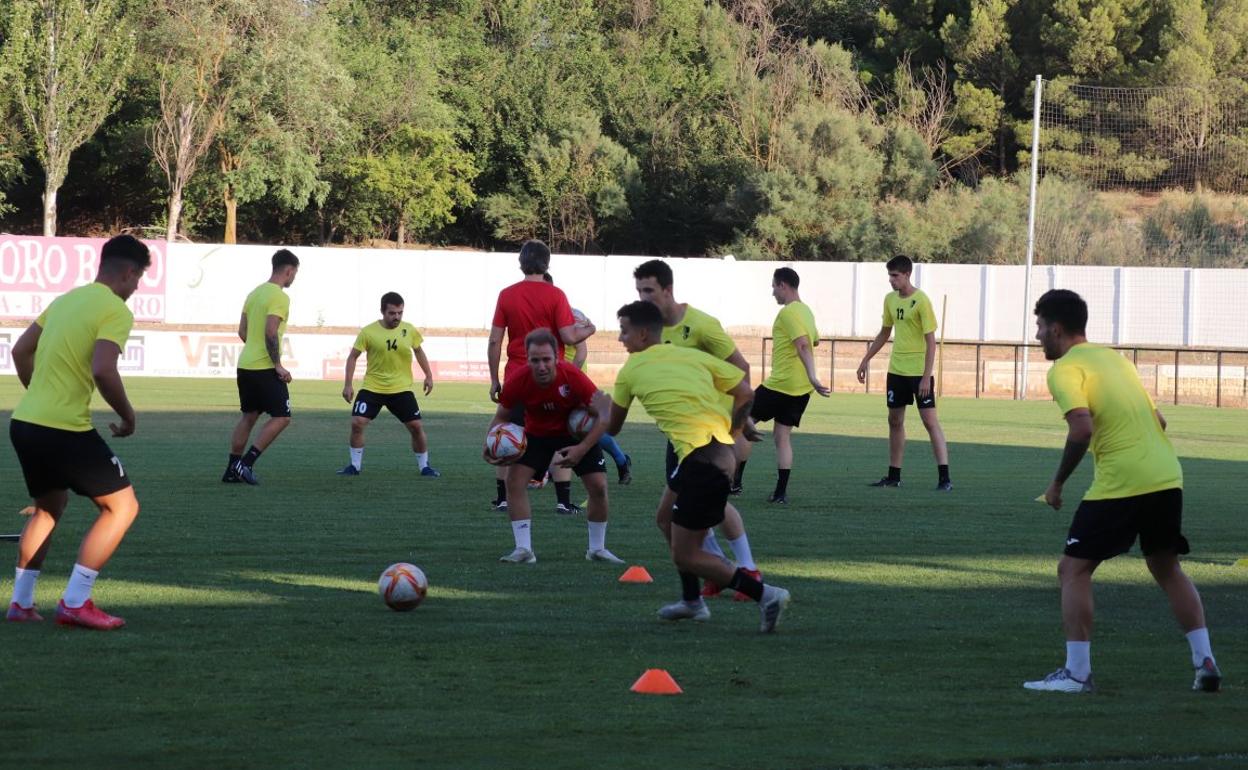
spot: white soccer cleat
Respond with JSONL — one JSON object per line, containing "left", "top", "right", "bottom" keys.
{"left": 1193, "top": 658, "right": 1222, "bottom": 693}
{"left": 657, "top": 599, "right": 710, "bottom": 622}
{"left": 585, "top": 548, "right": 625, "bottom": 564}
{"left": 758, "top": 585, "right": 791, "bottom": 633}
{"left": 499, "top": 547, "right": 536, "bottom": 564}
{"left": 1023, "top": 668, "right": 1094, "bottom": 693}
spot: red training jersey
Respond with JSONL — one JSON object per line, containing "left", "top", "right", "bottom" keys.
{"left": 492, "top": 280, "right": 576, "bottom": 381}
{"left": 499, "top": 361, "right": 598, "bottom": 437}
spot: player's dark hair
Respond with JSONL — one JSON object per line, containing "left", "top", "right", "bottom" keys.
{"left": 99, "top": 234, "right": 151, "bottom": 270}
{"left": 617, "top": 300, "right": 664, "bottom": 335}
{"left": 542, "top": 272, "right": 553, "bottom": 284}
{"left": 525, "top": 328, "right": 559, "bottom": 354}
{"left": 518, "top": 240, "right": 551, "bottom": 275}
{"left": 380, "top": 292, "right": 404, "bottom": 311}
{"left": 272, "top": 249, "right": 300, "bottom": 270}
{"left": 633, "top": 259, "right": 673, "bottom": 289}
{"left": 886, "top": 255, "right": 913, "bottom": 274}
{"left": 774, "top": 266, "right": 800, "bottom": 289}
{"left": 1034, "top": 289, "right": 1088, "bottom": 335}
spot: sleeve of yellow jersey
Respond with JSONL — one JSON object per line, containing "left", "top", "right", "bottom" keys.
{"left": 99, "top": 305, "right": 133, "bottom": 348}
{"left": 881, "top": 295, "right": 894, "bottom": 328}
{"left": 1047, "top": 361, "right": 1089, "bottom": 415}
{"left": 918, "top": 293, "right": 937, "bottom": 335}
{"left": 409, "top": 326, "right": 424, "bottom": 349}
{"left": 266, "top": 290, "right": 290, "bottom": 321}
{"left": 706, "top": 352, "right": 746, "bottom": 393}
{"left": 700, "top": 318, "right": 737, "bottom": 361}
{"left": 610, "top": 361, "right": 632, "bottom": 408}
{"left": 779, "top": 305, "right": 809, "bottom": 346}
{"left": 352, "top": 328, "right": 368, "bottom": 353}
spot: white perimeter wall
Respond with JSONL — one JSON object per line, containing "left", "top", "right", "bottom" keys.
{"left": 4, "top": 240, "right": 1246, "bottom": 348}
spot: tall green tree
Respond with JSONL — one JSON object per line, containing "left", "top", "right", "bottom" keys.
{"left": 1, "top": 0, "right": 135, "bottom": 235}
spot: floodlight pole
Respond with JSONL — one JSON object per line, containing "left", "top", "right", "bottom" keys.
{"left": 1020, "top": 74, "right": 1044, "bottom": 400}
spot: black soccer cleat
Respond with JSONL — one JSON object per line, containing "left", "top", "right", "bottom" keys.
{"left": 233, "top": 462, "right": 259, "bottom": 486}
{"left": 767, "top": 493, "right": 788, "bottom": 505}
{"left": 869, "top": 477, "right": 901, "bottom": 488}
{"left": 617, "top": 455, "right": 632, "bottom": 486}
{"left": 222, "top": 464, "right": 241, "bottom": 483}
{"left": 936, "top": 479, "right": 953, "bottom": 491}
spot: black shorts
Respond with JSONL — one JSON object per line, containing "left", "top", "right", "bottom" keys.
{"left": 750, "top": 385, "right": 811, "bottom": 427}
{"left": 237, "top": 368, "right": 291, "bottom": 417}
{"left": 886, "top": 372, "right": 936, "bottom": 409}
{"left": 10, "top": 419, "right": 132, "bottom": 498}
{"left": 517, "top": 434, "right": 606, "bottom": 477}
{"left": 352, "top": 389, "right": 421, "bottom": 422}
{"left": 668, "top": 443, "right": 731, "bottom": 530}
{"left": 1065, "top": 488, "right": 1190, "bottom": 561}
{"left": 665, "top": 440, "right": 679, "bottom": 479}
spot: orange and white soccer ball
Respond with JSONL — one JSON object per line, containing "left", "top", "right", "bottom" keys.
{"left": 485, "top": 422, "right": 527, "bottom": 462}
{"left": 378, "top": 562, "right": 428, "bottom": 611}
{"left": 567, "top": 407, "right": 595, "bottom": 438}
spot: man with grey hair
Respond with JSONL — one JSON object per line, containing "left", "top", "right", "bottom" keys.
{"left": 486, "top": 240, "right": 595, "bottom": 510}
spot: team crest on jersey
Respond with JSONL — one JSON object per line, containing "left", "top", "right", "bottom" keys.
{"left": 910, "top": 299, "right": 916, "bottom": 308}
{"left": 401, "top": 328, "right": 407, "bottom": 336}
{"left": 558, "top": 384, "right": 571, "bottom": 397}
{"left": 682, "top": 326, "right": 691, "bottom": 340}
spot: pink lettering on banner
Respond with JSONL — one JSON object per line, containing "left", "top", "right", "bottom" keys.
{"left": 0, "top": 235, "right": 167, "bottom": 321}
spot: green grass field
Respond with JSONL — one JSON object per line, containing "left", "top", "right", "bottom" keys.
{"left": 2, "top": 379, "right": 1246, "bottom": 770}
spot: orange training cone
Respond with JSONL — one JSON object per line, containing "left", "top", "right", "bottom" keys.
{"left": 630, "top": 669, "right": 682, "bottom": 695}
{"left": 618, "top": 566, "right": 653, "bottom": 583}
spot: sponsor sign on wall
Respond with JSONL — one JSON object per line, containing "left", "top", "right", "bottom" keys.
{"left": 0, "top": 235, "right": 167, "bottom": 322}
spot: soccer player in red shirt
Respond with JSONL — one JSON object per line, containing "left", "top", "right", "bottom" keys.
{"left": 486, "top": 240, "right": 594, "bottom": 509}
{"left": 484, "top": 329, "right": 621, "bottom": 565}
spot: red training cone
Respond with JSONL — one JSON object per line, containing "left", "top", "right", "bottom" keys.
{"left": 630, "top": 669, "right": 682, "bottom": 695}
{"left": 618, "top": 566, "right": 653, "bottom": 583}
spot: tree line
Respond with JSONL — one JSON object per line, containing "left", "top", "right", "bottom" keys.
{"left": 1, "top": 0, "right": 1246, "bottom": 264}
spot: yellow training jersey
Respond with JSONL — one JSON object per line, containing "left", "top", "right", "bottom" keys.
{"left": 238, "top": 282, "right": 291, "bottom": 371}
{"left": 661, "top": 305, "right": 737, "bottom": 360}
{"left": 353, "top": 320, "right": 424, "bottom": 394}
{"left": 1047, "top": 343, "right": 1183, "bottom": 500}
{"left": 13, "top": 283, "right": 134, "bottom": 432}
{"left": 763, "top": 300, "right": 819, "bottom": 396}
{"left": 612, "top": 345, "right": 744, "bottom": 462}
{"left": 883, "top": 289, "right": 936, "bottom": 377}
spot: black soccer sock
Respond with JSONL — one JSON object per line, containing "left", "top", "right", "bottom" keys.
{"left": 241, "top": 446, "right": 263, "bottom": 468}
{"left": 888, "top": 465, "right": 902, "bottom": 482}
{"left": 228, "top": 453, "right": 241, "bottom": 469}
{"left": 496, "top": 479, "right": 507, "bottom": 503}
{"left": 774, "top": 468, "right": 791, "bottom": 497}
{"left": 727, "top": 567, "right": 765, "bottom": 602}
{"left": 938, "top": 464, "right": 950, "bottom": 482}
{"left": 554, "top": 481, "right": 572, "bottom": 507}
{"left": 679, "top": 571, "right": 701, "bottom": 602}
{"left": 733, "top": 461, "right": 747, "bottom": 488}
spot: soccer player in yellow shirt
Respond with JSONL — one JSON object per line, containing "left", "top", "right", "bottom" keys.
{"left": 607, "top": 301, "right": 791, "bottom": 632}
{"left": 1024, "top": 289, "right": 1220, "bottom": 694}
{"left": 7, "top": 235, "right": 149, "bottom": 630}
{"left": 337, "top": 292, "right": 439, "bottom": 477}
{"left": 736, "top": 267, "right": 829, "bottom": 504}
{"left": 634, "top": 259, "right": 765, "bottom": 602}
{"left": 856, "top": 255, "right": 951, "bottom": 490}
{"left": 223, "top": 249, "right": 299, "bottom": 485}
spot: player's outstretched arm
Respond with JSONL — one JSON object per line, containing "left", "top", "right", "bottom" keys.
{"left": 342, "top": 348, "right": 362, "bottom": 403}
{"left": 726, "top": 348, "right": 750, "bottom": 379}
{"left": 1044, "top": 408, "right": 1093, "bottom": 510}
{"left": 414, "top": 346, "right": 434, "bottom": 395}
{"left": 794, "top": 335, "right": 829, "bottom": 396}
{"left": 92, "top": 340, "right": 136, "bottom": 437}
{"left": 857, "top": 326, "right": 891, "bottom": 383}
{"left": 11, "top": 322, "right": 41, "bottom": 388}
{"left": 487, "top": 325, "right": 505, "bottom": 402}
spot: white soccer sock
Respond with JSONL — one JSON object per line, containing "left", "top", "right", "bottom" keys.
{"left": 1186, "top": 628, "right": 1215, "bottom": 668}
{"left": 511, "top": 519, "right": 532, "bottom": 551}
{"left": 587, "top": 521, "right": 607, "bottom": 552}
{"left": 12, "top": 567, "right": 39, "bottom": 608}
{"left": 415, "top": 451, "right": 429, "bottom": 469}
{"left": 1065, "top": 641, "right": 1091, "bottom": 681}
{"left": 61, "top": 564, "right": 100, "bottom": 609}
{"left": 701, "top": 532, "right": 726, "bottom": 559}
{"left": 349, "top": 447, "right": 364, "bottom": 470}
{"left": 728, "top": 534, "right": 756, "bottom": 571}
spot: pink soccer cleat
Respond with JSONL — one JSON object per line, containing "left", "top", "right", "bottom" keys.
{"left": 6, "top": 603, "right": 44, "bottom": 622}
{"left": 55, "top": 599, "right": 125, "bottom": 630}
